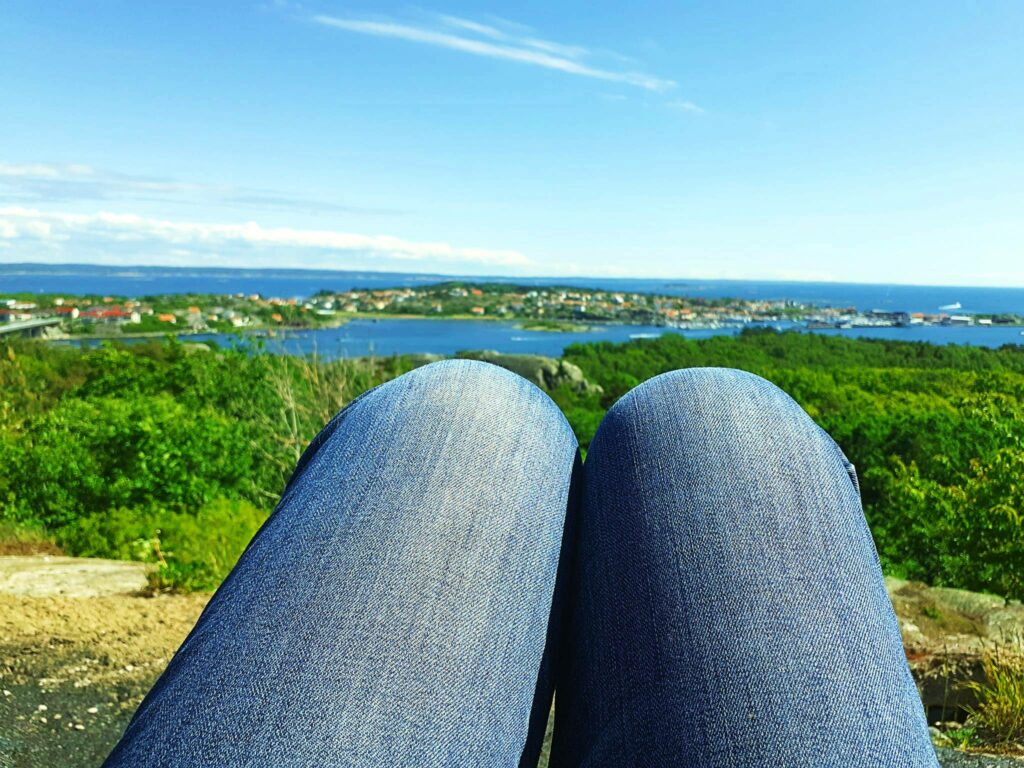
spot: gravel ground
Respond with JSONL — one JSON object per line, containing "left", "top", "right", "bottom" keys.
{"left": 936, "top": 749, "right": 1024, "bottom": 766}
{"left": 2, "top": 556, "right": 1022, "bottom": 767}
{"left": 0, "top": 583, "right": 208, "bottom": 767}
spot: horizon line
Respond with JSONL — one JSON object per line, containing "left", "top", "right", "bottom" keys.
{"left": 1, "top": 260, "right": 1023, "bottom": 292}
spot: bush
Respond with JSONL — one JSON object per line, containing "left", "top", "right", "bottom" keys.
{"left": 57, "top": 499, "right": 268, "bottom": 592}
{"left": 870, "top": 448, "right": 1024, "bottom": 599}
{"left": 6, "top": 394, "right": 256, "bottom": 527}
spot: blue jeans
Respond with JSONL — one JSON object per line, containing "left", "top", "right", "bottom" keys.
{"left": 104, "top": 361, "right": 937, "bottom": 767}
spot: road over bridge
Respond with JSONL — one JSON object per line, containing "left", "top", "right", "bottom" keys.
{"left": 0, "top": 317, "right": 62, "bottom": 338}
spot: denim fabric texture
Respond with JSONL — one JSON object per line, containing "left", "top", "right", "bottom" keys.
{"left": 104, "top": 361, "right": 938, "bottom": 767}
{"left": 551, "top": 368, "right": 936, "bottom": 767}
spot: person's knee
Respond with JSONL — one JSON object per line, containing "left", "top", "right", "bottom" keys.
{"left": 392, "top": 358, "right": 556, "bottom": 412}
{"left": 594, "top": 367, "right": 820, "bottom": 463}
{"left": 586, "top": 367, "right": 859, "bottom": 547}
{"left": 361, "top": 358, "right": 577, "bottom": 448}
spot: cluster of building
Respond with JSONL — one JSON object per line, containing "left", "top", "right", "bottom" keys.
{"left": 305, "top": 285, "right": 813, "bottom": 328}
{"left": 3, "top": 286, "right": 1017, "bottom": 336}
{"left": 0, "top": 290, "right": 375, "bottom": 336}
{"left": 0, "top": 296, "right": 258, "bottom": 332}
{"left": 807, "top": 308, "right": 1003, "bottom": 329}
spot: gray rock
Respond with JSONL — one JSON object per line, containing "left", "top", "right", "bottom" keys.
{"left": 885, "top": 577, "right": 1024, "bottom": 719}
{"left": 456, "top": 351, "right": 604, "bottom": 396}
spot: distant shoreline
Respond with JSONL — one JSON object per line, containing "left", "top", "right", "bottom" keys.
{"left": 4, "top": 262, "right": 1024, "bottom": 293}
{"left": 49, "top": 312, "right": 593, "bottom": 341}
{"left": 12, "top": 278, "right": 1024, "bottom": 350}
{"left": 45, "top": 314, "right": 1024, "bottom": 350}
{"left": 47, "top": 314, "right": 615, "bottom": 342}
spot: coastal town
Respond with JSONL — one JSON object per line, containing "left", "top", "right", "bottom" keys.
{"left": 1, "top": 282, "right": 1021, "bottom": 339}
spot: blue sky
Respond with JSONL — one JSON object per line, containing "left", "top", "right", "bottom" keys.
{"left": 1, "top": 1, "right": 1022, "bottom": 286}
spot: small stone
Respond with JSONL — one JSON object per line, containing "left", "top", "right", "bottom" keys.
{"left": 37, "top": 704, "right": 48, "bottom": 712}
{"left": 53, "top": 713, "right": 62, "bottom": 720}
{"left": 39, "top": 717, "right": 47, "bottom": 724}
{"left": 74, "top": 723, "right": 85, "bottom": 731}
{"left": 2, "top": 689, "right": 10, "bottom": 696}
{"left": 87, "top": 706, "right": 98, "bottom": 714}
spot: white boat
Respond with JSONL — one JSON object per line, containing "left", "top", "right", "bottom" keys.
{"left": 939, "top": 302, "right": 961, "bottom": 311}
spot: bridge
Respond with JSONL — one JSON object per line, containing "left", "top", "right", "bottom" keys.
{"left": 0, "top": 317, "right": 62, "bottom": 338}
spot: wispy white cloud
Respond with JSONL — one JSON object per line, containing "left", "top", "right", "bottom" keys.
{"left": 437, "top": 15, "right": 589, "bottom": 60}
{"left": 0, "top": 162, "right": 397, "bottom": 215}
{"left": 668, "top": 99, "right": 706, "bottom": 114}
{"left": 311, "top": 13, "right": 676, "bottom": 92}
{"left": 0, "top": 206, "right": 530, "bottom": 268}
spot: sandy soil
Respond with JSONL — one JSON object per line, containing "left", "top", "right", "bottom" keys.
{"left": 1, "top": 557, "right": 1021, "bottom": 767}
{"left": 0, "top": 557, "right": 208, "bottom": 767}
{"left": 0, "top": 556, "right": 149, "bottom": 598}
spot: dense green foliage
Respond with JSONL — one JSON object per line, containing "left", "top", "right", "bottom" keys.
{"left": 57, "top": 499, "right": 269, "bottom": 592}
{"left": 0, "top": 339, "right": 410, "bottom": 589}
{"left": 2, "top": 330, "right": 1022, "bottom": 597}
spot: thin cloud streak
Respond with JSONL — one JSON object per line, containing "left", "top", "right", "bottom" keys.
{"left": 668, "top": 99, "right": 706, "bottom": 114}
{"left": 438, "top": 15, "right": 590, "bottom": 60}
{"left": 312, "top": 14, "right": 676, "bottom": 92}
{"left": 0, "top": 162, "right": 399, "bottom": 216}
{"left": 0, "top": 207, "right": 530, "bottom": 267}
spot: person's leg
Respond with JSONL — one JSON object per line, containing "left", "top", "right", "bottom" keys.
{"left": 105, "top": 359, "right": 579, "bottom": 768}
{"left": 552, "top": 367, "right": 936, "bottom": 767}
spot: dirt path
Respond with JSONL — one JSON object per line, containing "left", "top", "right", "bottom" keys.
{"left": 0, "top": 555, "right": 149, "bottom": 598}
{"left": 1, "top": 556, "right": 1021, "bottom": 767}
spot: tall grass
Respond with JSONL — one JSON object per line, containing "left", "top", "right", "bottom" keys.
{"left": 967, "top": 645, "right": 1024, "bottom": 745}
{"left": 0, "top": 519, "right": 61, "bottom": 556}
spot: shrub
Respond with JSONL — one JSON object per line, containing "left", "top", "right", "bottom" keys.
{"left": 870, "top": 448, "right": 1024, "bottom": 600}
{"left": 57, "top": 499, "right": 268, "bottom": 592}
{"left": 7, "top": 394, "right": 256, "bottom": 526}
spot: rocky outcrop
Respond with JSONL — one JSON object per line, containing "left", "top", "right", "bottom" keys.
{"left": 0, "top": 556, "right": 149, "bottom": 598}
{"left": 457, "top": 351, "right": 604, "bottom": 396}
{"left": 887, "top": 577, "right": 1024, "bottom": 721}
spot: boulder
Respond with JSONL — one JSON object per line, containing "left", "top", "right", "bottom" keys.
{"left": 456, "top": 351, "right": 603, "bottom": 396}
{"left": 887, "top": 576, "right": 1024, "bottom": 721}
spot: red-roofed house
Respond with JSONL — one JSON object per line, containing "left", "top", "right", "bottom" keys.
{"left": 80, "top": 306, "right": 142, "bottom": 324}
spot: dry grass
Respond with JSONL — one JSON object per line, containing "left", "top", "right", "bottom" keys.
{"left": 967, "top": 645, "right": 1024, "bottom": 747}
{"left": 0, "top": 521, "right": 62, "bottom": 556}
